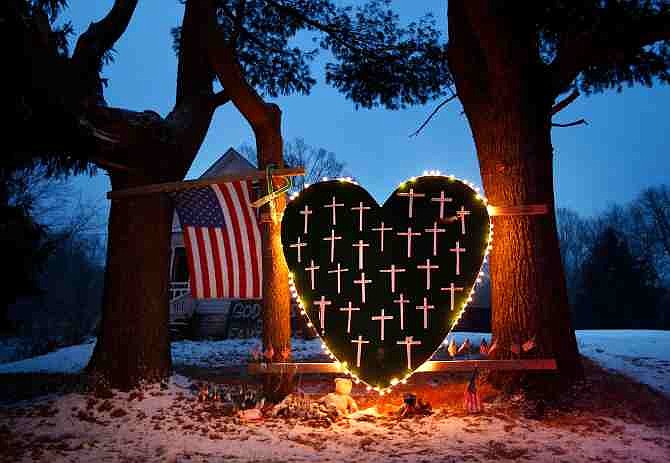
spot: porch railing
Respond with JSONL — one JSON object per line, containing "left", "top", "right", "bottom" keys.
{"left": 169, "top": 281, "right": 190, "bottom": 301}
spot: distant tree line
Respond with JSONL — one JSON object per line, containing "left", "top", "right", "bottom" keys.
{"left": 557, "top": 185, "right": 670, "bottom": 330}
{"left": 1, "top": 167, "right": 105, "bottom": 356}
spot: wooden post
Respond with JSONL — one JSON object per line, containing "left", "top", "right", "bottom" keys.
{"left": 106, "top": 168, "right": 304, "bottom": 200}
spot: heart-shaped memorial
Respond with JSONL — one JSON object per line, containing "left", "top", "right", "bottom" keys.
{"left": 281, "top": 175, "right": 491, "bottom": 390}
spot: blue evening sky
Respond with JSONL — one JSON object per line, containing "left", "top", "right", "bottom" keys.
{"left": 65, "top": 1, "right": 670, "bottom": 221}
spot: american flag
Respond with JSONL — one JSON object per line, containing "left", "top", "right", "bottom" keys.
{"left": 464, "top": 367, "right": 481, "bottom": 413}
{"left": 172, "top": 181, "right": 262, "bottom": 299}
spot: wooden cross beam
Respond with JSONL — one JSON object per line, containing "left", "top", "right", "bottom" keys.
{"left": 248, "top": 359, "right": 557, "bottom": 375}
{"left": 106, "top": 167, "right": 305, "bottom": 200}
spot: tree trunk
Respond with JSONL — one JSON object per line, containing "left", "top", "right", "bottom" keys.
{"left": 87, "top": 171, "right": 174, "bottom": 390}
{"left": 447, "top": 1, "right": 582, "bottom": 390}
{"left": 474, "top": 118, "right": 582, "bottom": 388}
{"left": 255, "top": 104, "right": 294, "bottom": 401}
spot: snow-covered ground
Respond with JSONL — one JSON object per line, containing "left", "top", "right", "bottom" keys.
{"left": 577, "top": 330, "right": 670, "bottom": 395}
{"left": 0, "top": 333, "right": 482, "bottom": 374}
{"left": 1, "top": 375, "right": 668, "bottom": 462}
{"left": 1, "top": 332, "right": 670, "bottom": 462}
{"left": 1, "top": 331, "right": 669, "bottom": 396}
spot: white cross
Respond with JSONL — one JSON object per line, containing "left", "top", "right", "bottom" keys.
{"left": 394, "top": 293, "right": 410, "bottom": 330}
{"left": 353, "top": 272, "right": 372, "bottom": 303}
{"left": 314, "top": 296, "right": 332, "bottom": 330}
{"left": 416, "top": 297, "right": 435, "bottom": 329}
{"left": 289, "top": 236, "right": 307, "bottom": 263}
{"left": 323, "top": 196, "right": 344, "bottom": 226}
{"left": 397, "top": 336, "right": 422, "bottom": 370}
{"left": 323, "top": 229, "right": 342, "bottom": 263}
{"left": 450, "top": 240, "right": 466, "bottom": 275}
{"left": 371, "top": 308, "right": 394, "bottom": 341}
{"left": 397, "top": 227, "right": 421, "bottom": 258}
{"left": 456, "top": 206, "right": 472, "bottom": 235}
{"left": 299, "top": 205, "right": 312, "bottom": 234}
{"left": 425, "top": 221, "right": 446, "bottom": 256}
{"left": 305, "top": 259, "right": 320, "bottom": 290}
{"left": 397, "top": 188, "right": 426, "bottom": 218}
{"left": 371, "top": 222, "right": 393, "bottom": 252}
{"left": 440, "top": 282, "right": 464, "bottom": 311}
{"left": 327, "top": 263, "right": 349, "bottom": 294}
{"left": 339, "top": 301, "right": 360, "bottom": 333}
{"left": 351, "top": 202, "right": 371, "bottom": 231}
{"left": 352, "top": 239, "right": 370, "bottom": 269}
{"left": 380, "top": 264, "right": 406, "bottom": 293}
{"left": 351, "top": 335, "right": 370, "bottom": 367}
{"left": 417, "top": 258, "right": 440, "bottom": 290}
{"left": 431, "top": 191, "right": 453, "bottom": 219}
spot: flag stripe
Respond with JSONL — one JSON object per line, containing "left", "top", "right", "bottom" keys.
{"left": 224, "top": 183, "right": 251, "bottom": 297}
{"left": 195, "top": 228, "right": 212, "bottom": 298}
{"left": 185, "top": 227, "right": 204, "bottom": 298}
{"left": 241, "top": 181, "right": 263, "bottom": 298}
{"left": 208, "top": 227, "right": 225, "bottom": 299}
{"left": 212, "top": 184, "right": 241, "bottom": 297}
{"left": 219, "top": 225, "right": 235, "bottom": 297}
{"left": 201, "top": 228, "right": 218, "bottom": 298}
{"left": 235, "top": 182, "right": 256, "bottom": 298}
{"left": 174, "top": 181, "right": 262, "bottom": 300}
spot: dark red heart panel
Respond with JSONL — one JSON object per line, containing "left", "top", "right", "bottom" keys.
{"left": 281, "top": 175, "right": 491, "bottom": 390}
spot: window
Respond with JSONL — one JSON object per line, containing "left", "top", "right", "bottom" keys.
{"left": 172, "top": 247, "right": 190, "bottom": 282}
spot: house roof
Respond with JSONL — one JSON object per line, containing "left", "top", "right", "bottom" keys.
{"left": 199, "top": 147, "right": 256, "bottom": 179}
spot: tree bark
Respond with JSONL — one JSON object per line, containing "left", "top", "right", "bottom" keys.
{"left": 255, "top": 105, "right": 294, "bottom": 401}
{"left": 207, "top": 12, "right": 293, "bottom": 399}
{"left": 84, "top": 0, "right": 218, "bottom": 389}
{"left": 447, "top": 0, "right": 581, "bottom": 389}
{"left": 88, "top": 171, "right": 174, "bottom": 389}
{"left": 477, "top": 120, "right": 582, "bottom": 386}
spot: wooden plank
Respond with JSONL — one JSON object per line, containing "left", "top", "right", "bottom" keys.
{"left": 106, "top": 167, "right": 305, "bottom": 200}
{"left": 487, "top": 204, "right": 549, "bottom": 216}
{"left": 248, "top": 359, "right": 557, "bottom": 375}
{"left": 416, "top": 359, "right": 557, "bottom": 372}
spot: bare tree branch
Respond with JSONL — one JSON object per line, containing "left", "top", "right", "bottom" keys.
{"left": 211, "top": 90, "right": 230, "bottom": 108}
{"left": 176, "top": 0, "right": 215, "bottom": 105}
{"left": 552, "top": 119, "right": 588, "bottom": 128}
{"left": 551, "top": 89, "right": 580, "bottom": 116}
{"left": 409, "top": 92, "right": 459, "bottom": 138}
{"left": 71, "top": 0, "right": 138, "bottom": 73}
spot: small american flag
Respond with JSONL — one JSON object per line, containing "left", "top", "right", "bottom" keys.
{"left": 172, "top": 181, "right": 262, "bottom": 299}
{"left": 464, "top": 368, "right": 481, "bottom": 413}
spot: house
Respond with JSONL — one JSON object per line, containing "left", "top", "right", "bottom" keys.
{"left": 168, "top": 148, "right": 265, "bottom": 339}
